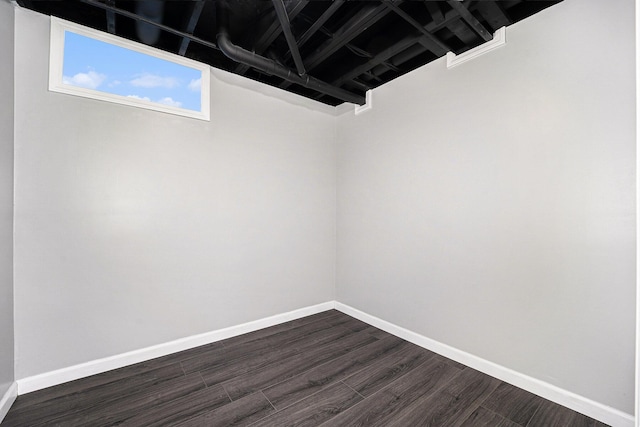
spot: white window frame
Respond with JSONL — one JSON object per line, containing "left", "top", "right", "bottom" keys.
{"left": 49, "top": 16, "right": 210, "bottom": 121}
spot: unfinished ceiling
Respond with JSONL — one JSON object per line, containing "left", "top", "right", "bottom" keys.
{"left": 17, "top": 0, "right": 562, "bottom": 106}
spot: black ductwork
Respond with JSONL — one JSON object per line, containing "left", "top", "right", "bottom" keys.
{"left": 216, "top": 5, "right": 365, "bottom": 105}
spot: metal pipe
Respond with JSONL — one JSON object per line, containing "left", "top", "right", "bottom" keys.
{"left": 216, "top": 6, "right": 364, "bottom": 105}
{"left": 135, "top": 0, "right": 164, "bottom": 45}
{"left": 235, "top": 0, "right": 308, "bottom": 75}
{"left": 82, "top": 0, "right": 363, "bottom": 104}
{"left": 105, "top": 0, "right": 116, "bottom": 34}
{"left": 272, "top": 0, "right": 306, "bottom": 76}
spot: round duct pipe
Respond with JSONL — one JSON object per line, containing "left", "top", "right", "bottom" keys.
{"left": 135, "top": 1, "right": 164, "bottom": 45}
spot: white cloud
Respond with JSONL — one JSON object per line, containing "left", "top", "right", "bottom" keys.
{"left": 126, "top": 95, "right": 181, "bottom": 108}
{"left": 130, "top": 73, "right": 180, "bottom": 89}
{"left": 156, "top": 97, "right": 182, "bottom": 107}
{"left": 187, "top": 78, "right": 201, "bottom": 92}
{"left": 62, "top": 70, "right": 106, "bottom": 89}
{"left": 126, "top": 95, "right": 151, "bottom": 102}
{"left": 108, "top": 80, "right": 122, "bottom": 88}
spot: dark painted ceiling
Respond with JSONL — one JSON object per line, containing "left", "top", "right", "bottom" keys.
{"left": 17, "top": 0, "right": 562, "bottom": 106}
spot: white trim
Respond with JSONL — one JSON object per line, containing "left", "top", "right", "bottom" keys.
{"left": 14, "top": 299, "right": 633, "bottom": 426}
{"left": 334, "top": 302, "right": 634, "bottom": 427}
{"left": 48, "top": 17, "right": 210, "bottom": 121}
{"left": 354, "top": 90, "right": 373, "bottom": 115}
{"left": 446, "top": 26, "right": 506, "bottom": 68}
{"left": 0, "top": 382, "right": 18, "bottom": 423}
{"left": 17, "top": 302, "right": 335, "bottom": 395}
{"left": 635, "top": 0, "right": 640, "bottom": 422}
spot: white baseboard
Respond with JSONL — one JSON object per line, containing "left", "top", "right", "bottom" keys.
{"left": 15, "top": 300, "right": 633, "bottom": 427}
{"left": 0, "top": 382, "right": 18, "bottom": 423}
{"left": 17, "top": 301, "right": 335, "bottom": 395}
{"left": 334, "top": 302, "right": 634, "bottom": 427}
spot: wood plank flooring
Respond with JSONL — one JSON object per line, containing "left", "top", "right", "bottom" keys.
{"left": 2, "top": 310, "right": 609, "bottom": 426}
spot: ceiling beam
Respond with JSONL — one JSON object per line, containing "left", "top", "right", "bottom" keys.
{"left": 272, "top": 0, "right": 306, "bottom": 76}
{"left": 475, "top": 1, "right": 511, "bottom": 30}
{"left": 362, "top": 71, "right": 383, "bottom": 83}
{"left": 346, "top": 43, "right": 373, "bottom": 59}
{"left": 105, "top": 0, "right": 115, "bottom": 34}
{"left": 447, "top": 17, "right": 478, "bottom": 45}
{"left": 446, "top": 0, "right": 493, "bottom": 42}
{"left": 383, "top": 1, "right": 449, "bottom": 56}
{"left": 178, "top": 1, "right": 206, "bottom": 56}
{"left": 331, "top": 34, "right": 421, "bottom": 88}
{"left": 235, "top": 0, "right": 308, "bottom": 75}
{"left": 346, "top": 79, "right": 370, "bottom": 92}
{"left": 370, "top": 61, "right": 399, "bottom": 76}
{"left": 424, "top": 1, "right": 444, "bottom": 25}
{"left": 390, "top": 43, "right": 428, "bottom": 67}
{"left": 302, "top": 3, "right": 394, "bottom": 73}
{"left": 295, "top": 14, "right": 379, "bottom": 63}
{"left": 80, "top": 0, "right": 220, "bottom": 51}
{"left": 217, "top": 5, "right": 364, "bottom": 105}
{"left": 296, "top": 15, "right": 401, "bottom": 77}
{"left": 280, "top": 2, "right": 396, "bottom": 90}
{"left": 331, "top": 8, "right": 460, "bottom": 89}
{"left": 297, "top": 0, "right": 344, "bottom": 49}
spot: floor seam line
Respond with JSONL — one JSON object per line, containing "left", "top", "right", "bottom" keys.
{"left": 197, "top": 371, "right": 208, "bottom": 389}
{"left": 480, "top": 405, "right": 524, "bottom": 426}
{"left": 238, "top": 331, "right": 369, "bottom": 399}
{"left": 340, "top": 379, "right": 365, "bottom": 399}
{"left": 267, "top": 380, "right": 343, "bottom": 413}
{"left": 336, "top": 340, "right": 411, "bottom": 386}
{"left": 351, "top": 352, "right": 435, "bottom": 398}
{"left": 525, "top": 401, "right": 544, "bottom": 427}
{"left": 222, "top": 383, "right": 233, "bottom": 403}
{"left": 260, "top": 390, "right": 277, "bottom": 411}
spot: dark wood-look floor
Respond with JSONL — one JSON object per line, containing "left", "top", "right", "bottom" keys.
{"left": 3, "top": 310, "right": 609, "bottom": 427}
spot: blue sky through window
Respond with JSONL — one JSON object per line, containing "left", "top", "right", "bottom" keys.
{"left": 62, "top": 31, "right": 202, "bottom": 112}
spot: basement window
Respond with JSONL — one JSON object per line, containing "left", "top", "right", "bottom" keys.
{"left": 49, "top": 17, "right": 210, "bottom": 121}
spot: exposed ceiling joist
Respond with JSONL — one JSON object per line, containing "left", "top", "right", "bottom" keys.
{"left": 447, "top": 18, "right": 479, "bottom": 45}
{"left": 383, "top": 1, "right": 450, "bottom": 55}
{"left": 331, "top": 34, "right": 421, "bottom": 88}
{"left": 216, "top": 4, "right": 364, "bottom": 105}
{"left": 476, "top": 1, "right": 511, "bottom": 30}
{"left": 446, "top": 0, "right": 493, "bottom": 42}
{"left": 283, "top": 2, "right": 397, "bottom": 89}
{"left": 424, "top": 1, "right": 444, "bottom": 25}
{"left": 178, "top": 0, "right": 206, "bottom": 56}
{"left": 235, "top": 0, "right": 308, "bottom": 75}
{"left": 272, "top": 0, "right": 306, "bottom": 76}
{"left": 331, "top": 7, "right": 459, "bottom": 88}
{"left": 105, "top": 0, "right": 115, "bottom": 34}
{"left": 296, "top": 0, "right": 344, "bottom": 50}
{"left": 19, "top": 0, "right": 563, "bottom": 106}
{"left": 79, "top": 0, "right": 220, "bottom": 51}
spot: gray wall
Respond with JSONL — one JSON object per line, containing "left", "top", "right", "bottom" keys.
{"left": 13, "top": 8, "right": 336, "bottom": 379}
{"left": 9, "top": 0, "right": 636, "bottom": 416}
{"left": 0, "top": 0, "right": 15, "bottom": 399}
{"left": 336, "top": 0, "right": 635, "bottom": 414}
